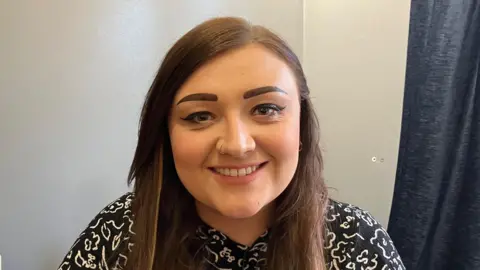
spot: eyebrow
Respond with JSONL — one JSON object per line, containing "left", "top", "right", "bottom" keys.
{"left": 176, "top": 86, "right": 287, "bottom": 105}
{"left": 176, "top": 93, "right": 217, "bottom": 104}
{"left": 243, "top": 86, "right": 288, "bottom": 99}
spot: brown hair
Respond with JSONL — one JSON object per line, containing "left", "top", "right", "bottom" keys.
{"left": 123, "top": 16, "right": 329, "bottom": 270}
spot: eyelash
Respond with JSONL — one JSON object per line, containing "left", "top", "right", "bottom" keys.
{"left": 181, "top": 104, "right": 286, "bottom": 124}
{"left": 252, "top": 103, "right": 286, "bottom": 116}
{"left": 180, "top": 111, "right": 213, "bottom": 123}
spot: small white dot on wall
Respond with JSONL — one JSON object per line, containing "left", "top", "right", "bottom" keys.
{"left": 372, "top": 156, "right": 377, "bottom": 162}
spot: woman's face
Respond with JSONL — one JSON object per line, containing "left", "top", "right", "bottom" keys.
{"left": 169, "top": 44, "right": 301, "bottom": 220}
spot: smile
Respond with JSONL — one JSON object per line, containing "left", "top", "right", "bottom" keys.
{"left": 210, "top": 162, "right": 268, "bottom": 177}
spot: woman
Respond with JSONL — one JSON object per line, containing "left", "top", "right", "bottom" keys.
{"left": 58, "top": 17, "right": 404, "bottom": 270}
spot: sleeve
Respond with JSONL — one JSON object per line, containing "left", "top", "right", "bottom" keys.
{"left": 57, "top": 193, "right": 134, "bottom": 270}
{"left": 325, "top": 201, "right": 405, "bottom": 270}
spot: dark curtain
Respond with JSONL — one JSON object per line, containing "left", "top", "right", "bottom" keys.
{"left": 388, "top": 1, "right": 480, "bottom": 270}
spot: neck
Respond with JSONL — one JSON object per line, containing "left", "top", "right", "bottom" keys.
{"left": 196, "top": 202, "right": 274, "bottom": 246}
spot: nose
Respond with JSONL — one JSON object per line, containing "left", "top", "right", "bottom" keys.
{"left": 218, "top": 119, "right": 255, "bottom": 157}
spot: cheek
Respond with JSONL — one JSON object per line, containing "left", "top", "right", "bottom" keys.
{"left": 169, "top": 126, "right": 211, "bottom": 170}
{"left": 259, "top": 118, "right": 300, "bottom": 164}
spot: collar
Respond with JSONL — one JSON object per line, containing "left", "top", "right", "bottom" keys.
{"left": 195, "top": 224, "right": 269, "bottom": 268}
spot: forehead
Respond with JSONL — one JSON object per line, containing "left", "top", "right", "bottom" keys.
{"left": 174, "top": 44, "right": 298, "bottom": 100}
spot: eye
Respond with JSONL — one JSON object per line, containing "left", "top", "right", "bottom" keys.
{"left": 252, "top": 103, "right": 285, "bottom": 116}
{"left": 181, "top": 111, "right": 214, "bottom": 124}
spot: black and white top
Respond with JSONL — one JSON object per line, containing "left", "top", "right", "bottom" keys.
{"left": 57, "top": 193, "right": 405, "bottom": 270}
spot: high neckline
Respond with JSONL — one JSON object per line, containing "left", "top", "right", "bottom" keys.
{"left": 195, "top": 223, "right": 269, "bottom": 268}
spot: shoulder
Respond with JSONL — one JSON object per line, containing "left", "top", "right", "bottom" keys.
{"left": 57, "top": 192, "right": 134, "bottom": 270}
{"left": 325, "top": 200, "right": 405, "bottom": 270}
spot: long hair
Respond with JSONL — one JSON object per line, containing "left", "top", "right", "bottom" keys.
{"left": 123, "top": 16, "right": 329, "bottom": 270}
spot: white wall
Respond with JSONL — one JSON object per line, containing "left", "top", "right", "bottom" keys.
{"left": 303, "top": 0, "right": 411, "bottom": 226}
{"left": 0, "top": 1, "right": 409, "bottom": 269}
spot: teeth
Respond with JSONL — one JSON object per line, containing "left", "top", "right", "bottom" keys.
{"left": 214, "top": 165, "right": 259, "bottom": 176}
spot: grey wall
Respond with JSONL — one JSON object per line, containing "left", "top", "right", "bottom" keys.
{"left": 0, "top": 1, "right": 408, "bottom": 269}
{"left": 304, "top": 0, "right": 411, "bottom": 227}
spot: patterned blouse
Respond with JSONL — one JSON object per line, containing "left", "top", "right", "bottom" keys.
{"left": 57, "top": 193, "right": 405, "bottom": 270}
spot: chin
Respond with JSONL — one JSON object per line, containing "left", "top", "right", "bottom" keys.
{"left": 216, "top": 202, "right": 265, "bottom": 219}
